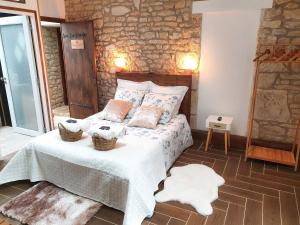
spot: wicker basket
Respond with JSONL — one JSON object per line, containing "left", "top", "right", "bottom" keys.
{"left": 92, "top": 133, "right": 117, "bottom": 151}
{"left": 58, "top": 123, "right": 83, "bottom": 142}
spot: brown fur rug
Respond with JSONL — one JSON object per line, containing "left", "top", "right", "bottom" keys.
{"left": 0, "top": 182, "right": 102, "bottom": 225}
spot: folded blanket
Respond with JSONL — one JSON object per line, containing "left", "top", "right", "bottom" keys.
{"left": 88, "top": 124, "right": 126, "bottom": 140}
{"left": 60, "top": 118, "right": 90, "bottom": 133}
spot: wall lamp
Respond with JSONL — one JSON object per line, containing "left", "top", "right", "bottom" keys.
{"left": 114, "top": 56, "right": 127, "bottom": 72}
{"left": 176, "top": 52, "right": 199, "bottom": 74}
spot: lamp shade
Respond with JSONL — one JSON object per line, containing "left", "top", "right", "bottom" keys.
{"left": 115, "top": 57, "right": 126, "bottom": 68}
{"left": 176, "top": 52, "right": 199, "bottom": 71}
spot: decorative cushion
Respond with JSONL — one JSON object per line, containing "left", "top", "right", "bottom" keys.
{"left": 114, "top": 88, "right": 146, "bottom": 118}
{"left": 98, "top": 99, "right": 133, "bottom": 122}
{"left": 149, "top": 83, "right": 188, "bottom": 116}
{"left": 117, "top": 79, "right": 152, "bottom": 91}
{"left": 128, "top": 106, "right": 163, "bottom": 129}
{"left": 141, "top": 93, "right": 180, "bottom": 124}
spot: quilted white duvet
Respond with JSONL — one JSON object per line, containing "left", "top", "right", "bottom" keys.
{"left": 0, "top": 114, "right": 193, "bottom": 225}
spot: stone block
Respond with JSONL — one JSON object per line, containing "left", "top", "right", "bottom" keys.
{"left": 127, "top": 17, "right": 138, "bottom": 22}
{"left": 164, "top": 16, "right": 177, "bottom": 22}
{"left": 258, "top": 35, "right": 277, "bottom": 45}
{"left": 275, "top": 0, "right": 292, "bottom": 4}
{"left": 291, "top": 38, "right": 300, "bottom": 44}
{"left": 111, "top": 6, "right": 130, "bottom": 16}
{"left": 133, "top": 0, "right": 140, "bottom": 9}
{"left": 257, "top": 73, "right": 278, "bottom": 89}
{"left": 252, "top": 120, "right": 259, "bottom": 139}
{"left": 279, "top": 73, "right": 300, "bottom": 80}
{"left": 139, "top": 17, "right": 147, "bottom": 22}
{"left": 287, "top": 2, "right": 300, "bottom": 9}
{"left": 283, "top": 9, "right": 300, "bottom": 20}
{"left": 175, "top": 0, "right": 185, "bottom": 9}
{"left": 159, "top": 32, "right": 168, "bottom": 39}
{"left": 140, "top": 32, "right": 156, "bottom": 39}
{"left": 272, "top": 28, "right": 287, "bottom": 35}
{"left": 284, "top": 21, "right": 300, "bottom": 29}
{"left": 264, "top": 8, "right": 282, "bottom": 19}
{"left": 278, "top": 37, "right": 291, "bottom": 44}
{"left": 259, "top": 63, "right": 288, "bottom": 73}
{"left": 291, "top": 64, "right": 300, "bottom": 73}
{"left": 287, "top": 31, "right": 300, "bottom": 37}
{"left": 262, "top": 20, "right": 282, "bottom": 29}
{"left": 259, "top": 124, "right": 286, "bottom": 141}
{"left": 254, "top": 90, "right": 290, "bottom": 123}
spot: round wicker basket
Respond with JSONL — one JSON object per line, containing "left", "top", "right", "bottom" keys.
{"left": 92, "top": 133, "right": 117, "bottom": 151}
{"left": 58, "top": 123, "right": 83, "bottom": 142}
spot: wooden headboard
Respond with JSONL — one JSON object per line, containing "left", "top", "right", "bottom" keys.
{"left": 116, "top": 72, "right": 192, "bottom": 122}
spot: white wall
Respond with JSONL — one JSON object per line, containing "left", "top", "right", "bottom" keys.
{"left": 38, "top": 0, "right": 65, "bottom": 19}
{"left": 193, "top": 0, "right": 273, "bottom": 13}
{"left": 197, "top": 10, "right": 261, "bottom": 136}
{"left": 0, "top": 0, "right": 65, "bottom": 18}
{"left": 0, "top": 0, "right": 38, "bottom": 10}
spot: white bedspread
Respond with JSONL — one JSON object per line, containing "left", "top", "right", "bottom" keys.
{"left": 0, "top": 114, "right": 193, "bottom": 225}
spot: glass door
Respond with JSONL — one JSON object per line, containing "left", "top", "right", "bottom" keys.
{"left": 0, "top": 16, "right": 44, "bottom": 136}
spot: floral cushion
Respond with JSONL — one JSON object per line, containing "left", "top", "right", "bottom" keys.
{"left": 114, "top": 88, "right": 146, "bottom": 118}
{"left": 98, "top": 99, "right": 133, "bottom": 122}
{"left": 141, "top": 93, "right": 180, "bottom": 124}
{"left": 149, "top": 83, "right": 188, "bottom": 117}
{"left": 128, "top": 106, "right": 163, "bottom": 129}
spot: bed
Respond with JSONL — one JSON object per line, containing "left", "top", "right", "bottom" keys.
{"left": 0, "top": 72, "right": 193, "bottom": 225}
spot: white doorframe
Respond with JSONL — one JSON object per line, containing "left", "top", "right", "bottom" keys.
{"left": 0, "top": 8, "right": 53, "bottom": 133}
{"left": 0, "top": 15, "right": 44, "bottom": 136}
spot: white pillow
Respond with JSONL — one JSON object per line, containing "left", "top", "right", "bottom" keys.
{"left": 149, "top": 83, "right": 188, "bottom": 116}
{"left": 117, "top": 79, "right": 152, "bottom": 91}
{"left": 141, "top": 93, "right": 180, "bottom": 124}
{"left": 114, "top": 88, "right": 146, "bottom": 118}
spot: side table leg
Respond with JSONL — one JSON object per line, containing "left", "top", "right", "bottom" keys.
{"left": 205, "top": 128, "right": 212, "bottom": 152}
{"left": 209, "top": 129, "right": 213, "bottom": 144}
{"left": 225, "top": 131, "right": 228, "bottom": 155}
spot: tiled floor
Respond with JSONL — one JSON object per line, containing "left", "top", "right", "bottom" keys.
{"left": 52, "top": 105, "right": 70, "bottom": 117}
{"left": 0, "top": 139, "right": 300, "bottom": 225}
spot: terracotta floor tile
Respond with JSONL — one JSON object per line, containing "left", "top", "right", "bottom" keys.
{"left": 263, "top": 195, "right": 281, "bottom": 225}
{"left": 205, "top": 208, "right": 226, "bottom": 225}
{"left": 186, "top": 212, "right": 206, "bottom": 225}
{"left": 0, "top": 143, "right": 299, "bottom": 225}
{"left": 280, "top": 191, "right": 300, "bottom": 225}
{"left": 244, "top": 199, "right": 262, "bottom": 225}
{"left": 224, "top": 203, "right": 244, "bottom": 225}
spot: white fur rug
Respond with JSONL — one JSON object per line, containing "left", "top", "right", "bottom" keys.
{"left": 155, "top": 164, "right": 225, "bottom": 216}
{"left": 0, "top": 182, "right": 102, "bottom": 225}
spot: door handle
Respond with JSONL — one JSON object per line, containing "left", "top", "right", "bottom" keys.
{"left": 0, "top": 77, "right": 7, "bottom": 84}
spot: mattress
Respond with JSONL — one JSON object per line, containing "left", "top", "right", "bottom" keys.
{"left": 88, "top": 113, "right": 193, "bottom": 170}
{"left": 0, "top": 114, "right": 193, "bottom": 225}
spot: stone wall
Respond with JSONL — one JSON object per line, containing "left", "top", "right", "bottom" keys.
{"left": 254, "top": 0, "right": 300, "bottom": 143}
{"left": 42, "top": 27, "right": 65, "bottom": 110}
{"left": 65, "top": 0, "right": 201, "bottom": 127}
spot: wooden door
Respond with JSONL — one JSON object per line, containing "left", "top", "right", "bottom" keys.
{"left": 61, "top": 21, "right": 98, "bottom": 119}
